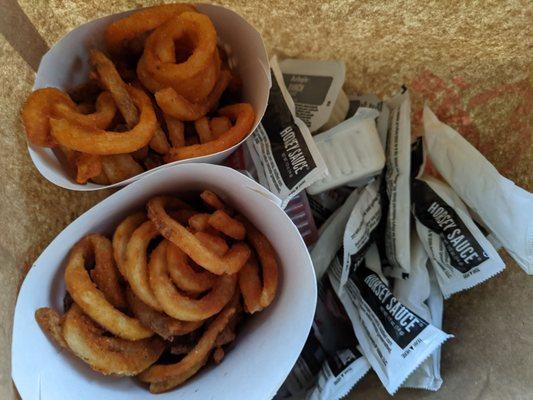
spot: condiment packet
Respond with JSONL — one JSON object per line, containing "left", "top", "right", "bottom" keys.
{"left": 225, "top": 147, "right": 319, "bottom": 245}
{"left": 279, "top": 59, "right": 348, "bottom": 133}
{"left": 382, "top": 88, "right": 412, "bottom": 277}
{"left": 308, "top": 187, "right": 352, "bottom": 228}
{"left": 412, "top": 174, "right": 505, "bottom": 298}
{"left": 307, "top": 108, "right": 385, "bottom": 195}
{"left": 396, "top": 232, "right": 444, "bottom": 391}
{"left": 310, "top": 187, "right": 364, "bottom": 280}
{"left": 276, "top": 276, "right": 371, "bottom": 400}
{"left": 245, "top": 56, "right": 327, "bottom": 208}
{"left": 339, "top": 179, "right": 382, "bottom": 291}
{"left": 423, "top": 105, "right": 533, "bottom": 274}
{"left": 285, "top": 191, "right": 319, "bottom": 246}
{"left": 347, "top": 94, "right": 390, "bottom": 147}
{"left": 329, "top": 243, "right": 452, "bottom": 395}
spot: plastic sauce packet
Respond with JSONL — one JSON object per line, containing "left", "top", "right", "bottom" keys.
{"left": 311, "top": 188, "right": 364, "bottom": 279}
{"left": 347, "top": 94, "right": 390, "bottom": 147}
{"left": 307, "top": 108, "right": 385, "bottom": 195}
{"left": 308, "top": 187, "right": 353, "bottom": 228}
{"left": 285, "top": 191, "right": 319, "bottom": 246}
{"left": 383, "top": 88, "right": 412, "bottom": 277}
{"left": 339, "top": 179, "right": 382, "bottom": 291}
{"left": 276, "top": 277, "right": 370, "bottom": 400}
{"left": 279, "top": 59, "right": 348, "bottom": 133}
{"left": 246, "top": 56, "right": 327, "bottom": 208}
{"left": 328, "top": 244, "right": 452, "bottom": 395}
{"left": 396, "top": 232, "right": 444, "bottom": 391}
{"left": 412, "top": 174, "right": 505, "bottom": 298}
{"left": 225, "top": 146, "right": 319, "bottom": 245}
{"left": 423, "top": 105, "right": 533, "bottom": 273}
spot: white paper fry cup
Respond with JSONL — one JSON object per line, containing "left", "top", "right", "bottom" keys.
{"left": 28, "top": 4, "right": 271, "bottom": 191}
{"left": 12, "top": 164, "right": 316, "bottom": 400}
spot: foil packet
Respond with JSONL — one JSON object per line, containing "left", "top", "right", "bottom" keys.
{"left": 246, "top": 57, "right": 327, "bottom": 208}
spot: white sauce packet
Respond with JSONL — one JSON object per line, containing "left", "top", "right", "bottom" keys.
{"left": 329, "top": 243, "right": 452, "bottom": 395}
{"left": 307, "top": 108, "right": 385, "bottom": 194}
{"left": 279, "top": 59, "right": 348, "bottom": 133}
{"left": 276, "top": 276, "right": 371, "bottom": 400}
{"left": 246, "top": 56, "right": 327, "bottom": 208}
{"left": 383, "top": 88, "right": 412, "bottom": 276}
{"left": 396, "top": 232, "right": 444, "bottom": 391}
{"left": 412, "top": 174, "right": 505, "bottom": 298}
{"left": 339, "top": 179, "right": 382, "bottom": 291}
{"left": 423, "top": 105, "right": 533, "bottom": 273}
{"left": 311, "top": 188, "right": 364, "bottom": 279}
{"left": 347, "top": 94, "right": 390, "bottom": 148}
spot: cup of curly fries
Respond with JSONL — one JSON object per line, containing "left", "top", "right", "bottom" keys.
{"left": 12, "top": 163, "right": 317, "bottom": 399}
{"left": 24, "top": 4, "right": 270, "bottom": 191}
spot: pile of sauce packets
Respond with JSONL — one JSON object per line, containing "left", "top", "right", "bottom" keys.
{"left": 224, "top": 56, "right": 533, "bottom": 399}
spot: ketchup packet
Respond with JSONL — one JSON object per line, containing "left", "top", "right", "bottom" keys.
{"left": 276, "top": 276, "right": 370, "bottom": 400}
{"left": 329, "top": 243, "right": 452, "bottom": 395}
{"left": 412, "top": 174, "right": 505, "bottom": 298}
{"left": 423, "top": 105, "right": 533, "bottom": 273}
{"left": 382, "top": 88, "right": 412, "bottom": 277}
{"left": 246, "top": 57, "right": 327, "bottom": 208}
{"left": 396, "top": 232, "right": 444, "bottom": 391}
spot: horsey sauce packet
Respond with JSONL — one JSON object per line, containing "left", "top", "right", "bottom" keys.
{"left": 339, "top": 179, "right": 382, "bottom": 291}
{"left": 279, "top": 59, "right": 349, "bottom": 133}
{"left": 246, "top": 56, "right": 326, "bottom": 208}
{"left": 382, "top": 88, "right": 412, "bottom": 277}
{"left": 311, "top": 187, "right": 364, "bottom": 279}
{"left": 395, "top": 232, "right": 444, "bottom": 391}
{"left": 329, "top": 244, "right": 452, "bottom": 395}
{"left": 423, "top": 105, "right": 533, "bottom": 274}
{"left": 412, "top": 174, "right": 505, "bottom": 298}
{"left": 276, "top": 276, "right": 370, "bottom": 400}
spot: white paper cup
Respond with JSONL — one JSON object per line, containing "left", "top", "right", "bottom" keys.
{"left": 29, "top": 4, "right": 271, "bottom": 191}
{"left": 12, "top": 163, "right": 316, "bottom": 400}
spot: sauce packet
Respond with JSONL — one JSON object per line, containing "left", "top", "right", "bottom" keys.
{"left": 245, "top": 56, "right": 327, "bottom": 208}
{"left": 307, "top": 108, "right": 385, "bottom": 195}
{"left": 423, "top": 105, "right": 533, "bottom": 273}
{"left": 412, "top": 174, "right": 505, "bottom": 298}
{"left": 347, "top": 94, "right": 390, "bottom": 147}
{"left": 310, "top": 187, "right": 364, "bottom": 279}
{"left": 308, "top": 187, "right": 352, "bottom": 228}
{"left": 382, "top": 88, "right": 412, "bottom": 277}
{"left": 329, "top": 243, "right": 452, "bottom": 395}
{"left": 279, "top": 59, "right": 349, "bottom": 133}
{"left": 395, "top": 231, "right": 444, "bottom": 391}
{"left": 276, "top": 276, "right": 371, "bottom": 400}
{"left": 339, "top": 179, "right": 382, "bottom": 291}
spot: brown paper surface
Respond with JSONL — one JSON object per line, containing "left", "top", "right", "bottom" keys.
{"left": 1, "top": 1, "right": 531, "bottom": 399}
